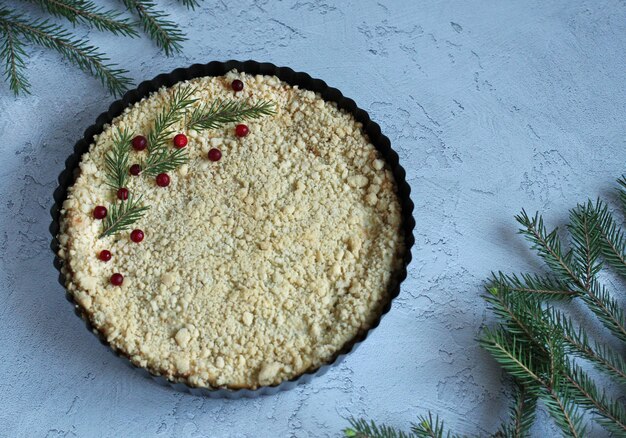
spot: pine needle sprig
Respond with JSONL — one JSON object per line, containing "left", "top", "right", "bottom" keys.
{"left": 104, "top": 128, "right": 132, "bottom": 189}
{"left": 0, "top": 8, "right": 132, "bottom": 96}
{"left": 593, "top": 199, "right": 626, "bottom": 277}
{"left": 23, "top": 0, "right": 138, "bottom": 37}
{"left": 187, "top": 99, "right": 276, "bottom": 131}
{"left": 0, "top": 22, "right": 30, "bottom": 95}
{"left": 147, "top": 85, "right": 197, "bottom": 150}
{"left": 142, "top": 146, "right": 188, "bottom": 177}
{"left": 120, "top": 0, "right": 185, "bottom": 56}
{"left": 140, "top": 85, "right": 196, "bottom": 177}
{"left": 100, "top": 195, "right": 149, "bottom": 238}
{"left": 344, "top": 419, "right": 414, "bottom": 438}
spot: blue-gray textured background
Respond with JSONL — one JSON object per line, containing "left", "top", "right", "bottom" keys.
{"left": 1, "top": 0, "right": 625, "bottom": 436}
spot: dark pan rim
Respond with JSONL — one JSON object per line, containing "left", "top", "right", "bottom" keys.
{"left": 49, "top": 60, "right": 416, "bottom": 398}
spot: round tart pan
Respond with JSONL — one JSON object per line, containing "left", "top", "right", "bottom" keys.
{"left": 50, "top": 60, "right": 416, "bottom": 398}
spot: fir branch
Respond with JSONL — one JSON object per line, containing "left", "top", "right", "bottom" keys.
{"left": 344, "top": 419, "right": 414, "bottom": 438}
{"left": 119, "top": 0, "right": 185, "bottom": 55}
{"left": 497, "top": 382, "right": 537, "bottom": 438}
{"left": 411, "top": 413, "right": 459, "bottom": 438}
{"left": 567, "top": 202, "right": 602, "bottom": 289}
{"left": 147, "top": 85, "right": 197, "bottom": 149}
{"left": 564, "top": 361, "right": 626, "bottom": 435}
{"left": 23, "top": 0, "right": 138, "bottom": 37}
{"left": 491, "top": 272, "right": 579, "bottom": 299}
{"left": 483, "top": 286, "right": 549, "bottom": 351}
{"left": 187, "top": 99, "right": 276, "bottom": 131}
{"left": 0, "top": 22, "right": 30, "bottom": 95}
{"left": 517, "top": 210, "right": 626, "bottom": 342}
{"left": 104, "top": 128, "right": 132, "bottom": 189}
{"left": 100, "top": 195, "right": 149, "bottom": 238}
{"left": 546, "top": 307, "right": 626, "bottom": 383}
{"left": 479, "top": 327, "right": 545, "bottom": 388}
{"left": 581, "top": 279, "right": 626, "bottom": 343}
{"left": 540, "top": 382, "right": 587, "bottom": 438}
{"left": 592, "top": 199, "right": 626, "bottom": 277}
{"left": 515, "top": 210, "right": 581, "bottom": 289}
{"left": 0, "top": 8, "right": 132, "bottom": 96}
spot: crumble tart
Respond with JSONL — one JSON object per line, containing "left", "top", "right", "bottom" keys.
{"left": 58, "top": 70, "right": 405, "bottom": 389}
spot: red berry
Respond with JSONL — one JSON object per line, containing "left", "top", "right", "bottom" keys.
{"left": 132, "top": 135, "right": 148, "bottom": 151}
{"left": 173, "top": 134, "right": 188, "bottom": 148}
{"left": 208, "top": 148, "right": 222, "bottom": 162}
{"left": 93, "top": 205, "right": 107, "bottom": 219}
{"left": 129, "top": 164, "right": 142, "bottom": 176}
{"left": 110, "top": 273, "right": 124, "bottom": 286}
{"left": 99, "top": 250, "right": 112, "bottom": 262}
{"left": 156, "top": 173, "right": 170, "bottom": 187}
{"left": 231, "top": 79, "right": 244, "bottom": 92}
{"left": 117, "top": 188, "right": 129, "bottom": 200}
{"left": 130, "top": 229, "right": 144, "bottom": 243}
{"left": 235, "top": 124, "right": 249, "bottom": 137}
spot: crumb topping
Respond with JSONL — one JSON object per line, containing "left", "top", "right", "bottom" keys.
{"left": 58, "top": 71, "right": 405, "bottom": 389}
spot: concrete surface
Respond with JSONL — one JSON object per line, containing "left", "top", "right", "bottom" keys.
{"left": 1, "top": 0, "right": 625, "bottom": 436}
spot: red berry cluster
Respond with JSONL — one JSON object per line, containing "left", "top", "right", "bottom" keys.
{"left": 95, "top": 79, "right": 260, "bottom": 286}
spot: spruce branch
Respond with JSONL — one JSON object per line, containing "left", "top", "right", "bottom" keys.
{"left": 581, "top": 279, "right": 626, "bottom": 343}
{"left": 515, "top": 210, "right": 580, "bottom": 289}
{"left": 517, "top": 209, "right": 626, "bottom": 342}
{"left": 23, "top": 0, "right": 138, "bottom": 37}
{"left": 411, "top": 413, "right": 459, "bottom": 438}
{"left": 479, "top": 327, "right": 544, "bottom": 388}
{"left": 0, "top": 22, "right": 30, "bottom": 95}
{"left": 491, "top": 272, "right": 579, "bottom": 299}
{"left": 564, "top": 361, "right": 626, "bottom": 435}
{"left": 483, "top": 286, "right": 549, "bottom": 351}
{"left": 344, "top": 419, "right": 414, "bottom": 438}
{"left": 540, "top": 382, "right": 587, "bottom": 438}
{"left": 104, "top": 128, "right": 132, "bottom": 189}
{"left": 567, "top": 202, "right": 602, "bottom": 289}
{"left": 592, "top": 199, "right": 626, "bottom": 277}
{"left": 0, "top": 8, "right": 132, "bottom": 96}
{"left": 546, "top": 308, "right": 626, "bottom": 384}
{"left": 119, "top": 0, "right": 185, "bottom": 55}
{"left": 497, "top": 382, "right": 537, "bottom": 438}
{"left": 100, "top": 195, "right": 149, "bottom": 238}
{"left": 187, "top": 99, "right": 276, "bottom": 131}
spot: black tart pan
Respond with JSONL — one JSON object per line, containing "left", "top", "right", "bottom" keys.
{"left": 50, "top": 60, "right": 416, "bottom": 398}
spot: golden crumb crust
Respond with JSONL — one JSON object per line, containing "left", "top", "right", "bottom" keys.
{"left": 58, "top": 71, "right": 405, "bottom": 389}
